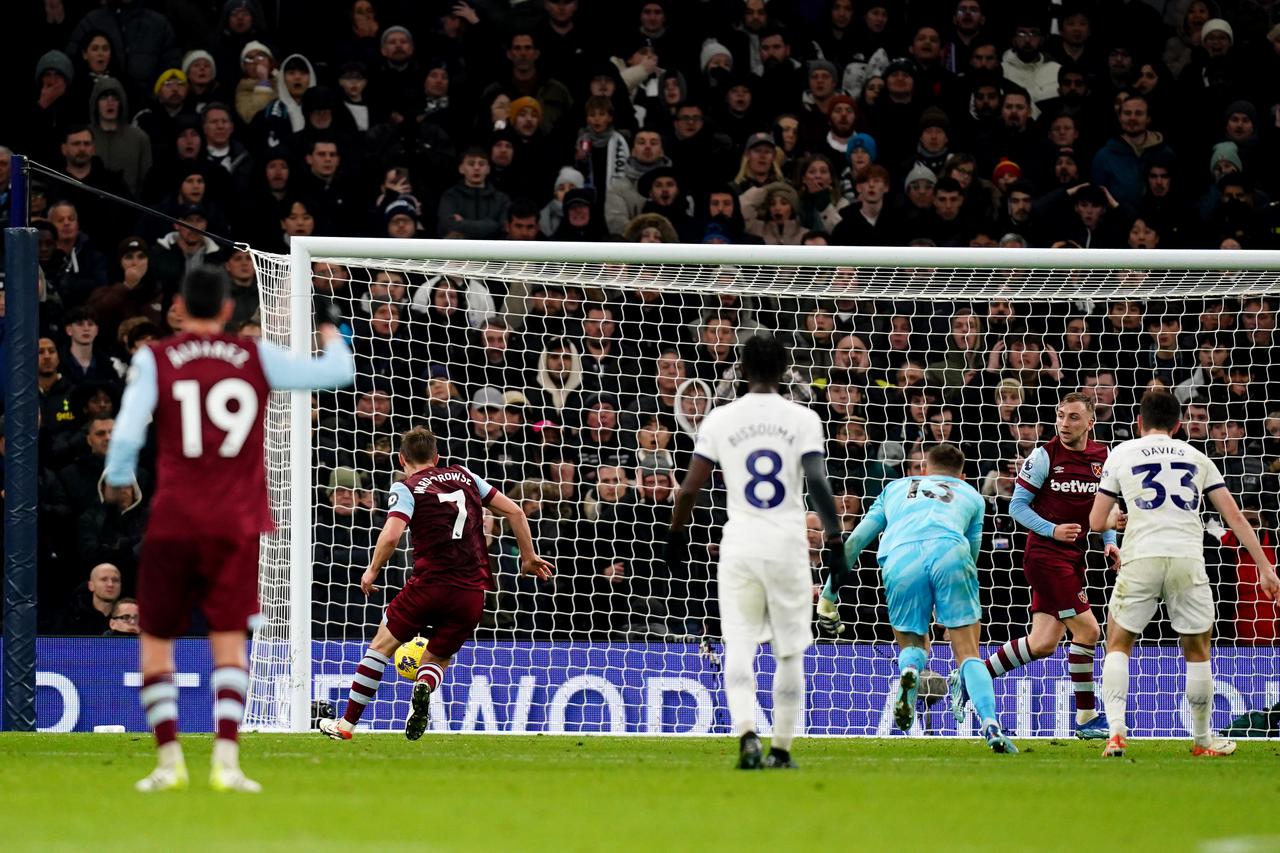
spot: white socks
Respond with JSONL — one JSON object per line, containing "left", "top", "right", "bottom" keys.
{"left": 1186, "top": 661, "right": 1214, "bottom": 748}
{"left": 157, "top": 741, "right": 184, "bottom": 769}
{"left": 212, "top": 738, "right": 239, "bottom": 769}
{"left": 771, "top": 653, "right": 804, "bottom": 752}
{"left": 724, "top": 637, "right": 757, "bottom": 738}
{"left": 1102, "top": 651, "right": 1129, "bottom": 737}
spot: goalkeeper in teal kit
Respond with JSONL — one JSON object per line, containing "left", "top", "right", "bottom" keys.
{"left": 818, "top": 444, "right": 1017, "bottom": 753}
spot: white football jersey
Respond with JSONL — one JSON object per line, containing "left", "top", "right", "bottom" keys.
{"left": 693, "top": 392, "right": 826, "bottom": 562}
{"left": 1099, "top": 433, "right": 1226, "bottom": 562}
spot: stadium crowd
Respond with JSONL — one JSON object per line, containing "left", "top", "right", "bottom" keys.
{"left": 2, "top": 0, "right": 1278, "bottom": 644}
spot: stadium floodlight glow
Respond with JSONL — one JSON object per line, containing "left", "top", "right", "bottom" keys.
{"left": 247, "top": 238, "right": 1280, "bottom": 735}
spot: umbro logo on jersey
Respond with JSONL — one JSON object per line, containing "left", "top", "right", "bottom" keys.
{"left": 1049, "top": 480, "right": 1098, "bottom": 494}
{"left": 1053, "top": 466, "right": 1065, "bottom": 474}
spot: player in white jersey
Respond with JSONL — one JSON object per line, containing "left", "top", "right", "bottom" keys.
{"left": 666, "top": 333, "right": 847, "bottom": 769}
{"left": 1090, "top": 390, "right": 1279, "bottom": 758}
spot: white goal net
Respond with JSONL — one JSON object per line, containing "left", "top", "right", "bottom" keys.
{"left": 245, "top": 240, "right": 1280, "bottom": 737}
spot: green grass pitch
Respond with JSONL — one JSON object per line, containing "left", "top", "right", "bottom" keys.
{"left": 3, "top": 734, "right": 1278, "bottom": 852}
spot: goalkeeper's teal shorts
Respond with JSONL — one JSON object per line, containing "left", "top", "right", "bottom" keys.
{"left": 880, "top": 540, "right": 981, "bottom": 636}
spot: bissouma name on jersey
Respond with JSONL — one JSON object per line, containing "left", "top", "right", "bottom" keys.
{"left": 726, "top": 422, "right": 797, "bottom": 447}
{"left": 164, "top": 339, "right": 251, "bottom": 370}
{"left": 412, "top": 470, "right": 473, "bottom": 493}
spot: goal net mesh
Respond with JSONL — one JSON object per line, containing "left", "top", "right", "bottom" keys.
{"left": 246, "top": 248, "right": 1280, "bottom": 737}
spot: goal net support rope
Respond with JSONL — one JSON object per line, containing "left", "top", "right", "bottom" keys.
{"left": 245, "top": 240, "right": 1280, "bottom": 736}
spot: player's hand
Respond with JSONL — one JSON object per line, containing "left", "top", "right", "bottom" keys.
{"left": 521, "top": 555, "right": 554, "bottom": 581}
{"left": 1258, "top": 563, "right": 1280, "bottom": 601}
{"left": 1053, "top": 523, "right": 1082, "bottom": 543}
{"left": 817, "top": 596, "right": 845, "bottom": 636}
{"left": 664, "top": 527, "right": 689, "bottom": 575}
{"left": 360, "top": 567, "right": 379, "bottom": 597}
{"left": 1104, "top": 543, "right": 1121, "bottom": 572}
{"left": 1112, "top": 509, "right": 1128, "bottom": 531}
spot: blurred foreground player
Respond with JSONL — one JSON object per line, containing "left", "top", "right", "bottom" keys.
{"left": 666, "top": 333, "right": 847, "bottom": 769}
{"left": 105, "top": 267, "right": 355, "bottom": 792}
{"left": 1091, "top": 390, "right": 1279, "bottom": 758}
{"left": 320, "top": 426, "right": 552, "bottom": 741}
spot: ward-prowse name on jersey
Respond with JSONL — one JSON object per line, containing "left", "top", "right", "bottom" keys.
{"left": 162, "top": 338, "right": 252, "bottom": 369}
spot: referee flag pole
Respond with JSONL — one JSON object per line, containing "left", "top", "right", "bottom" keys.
{"left": 4, "top": 153, "right": 38, "bottom": 731}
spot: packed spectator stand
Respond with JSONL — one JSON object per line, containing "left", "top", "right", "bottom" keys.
{"left": 2, "top": 0, "right": 1278, "bottom": 645}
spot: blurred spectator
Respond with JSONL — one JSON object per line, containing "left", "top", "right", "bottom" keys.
{"left": 57, "top": 562, "right": 121, "bottom": 636}
{"left": 104, "top": 597, "right": 141, "bottom": 637}
{"left": 88, "top": 76, "right": 151, "bottom": 196}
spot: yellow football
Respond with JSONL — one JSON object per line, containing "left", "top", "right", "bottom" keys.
{"left": 395, "top": 636, "right": 429, "bottom": 681}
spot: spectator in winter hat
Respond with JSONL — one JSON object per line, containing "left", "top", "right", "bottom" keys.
{"left": 1209, "top": 141, "right": 1242, "bottom": 182}
{"left": 182, "top": 49, "right": 220, "bottom": 110}
{"left": 700, "top": 39, "right": 733, "bottom": 74}
{"left": 732, "top": 131, "right": 783, "bottom": 194}
{"left": 992, "top": 158, "right": 1022, "bottom": 193}
{"left": 552, "top": 188, "right": 609, "bottom": 242}
{"left": 383, "top": 197, "right": 421, "bottom": 238}
{"left": 624, "top": 212, "right": 680, "bottom": 243}
{"left": 539, "top": 166, "right": 585, "bottom": 237}
{"left": 839, "top": 132, "right": 879, "bottom": 200}
{"left": 234, "top": 40, "right": 276, "bottom": 124}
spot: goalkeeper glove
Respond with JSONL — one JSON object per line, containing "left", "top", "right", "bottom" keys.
{"left": 664, "top": 527, "right": 690, "bottom": 576}
{"left": 817, "top": 595, "right": 844, "bottom": 636}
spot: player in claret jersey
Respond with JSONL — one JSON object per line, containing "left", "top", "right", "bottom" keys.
{"left": 321, "top": 426, "right": 552, "bottom": 742}
{"left": 955, "top": 392, "right": 1119, "bottom": 739}
{"left": 104, "top": 268, "right": 355, "bottom": 793}
{"left": 1091, "top": 390, "right": 1279, "bottom": 758}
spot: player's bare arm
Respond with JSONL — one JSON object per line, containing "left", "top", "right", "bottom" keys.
{"left": 1207, "top": 488, "right": 1280, "bottom": 600}
{"left": 487, "top": 491, "right": 553, "bottom": 580}
{"left": 361, "top": 515, "right": 408, "bottom": 596}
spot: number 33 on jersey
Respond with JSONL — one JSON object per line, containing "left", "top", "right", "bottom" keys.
{"left": 1099, "top": 433, "right": 1227, "bottom": 562}
{"left": 692, "top": 393, "right": 826, "bottom": 562}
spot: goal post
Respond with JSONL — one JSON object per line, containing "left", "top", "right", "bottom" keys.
{"left": 247, "top": 238, "right": 1280, "bottom": 735}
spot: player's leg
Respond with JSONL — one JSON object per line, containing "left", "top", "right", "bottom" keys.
{"left": 950, "top": 622, "right": 1015, "bottom": 753}
{"left": 1101, "top": 556, "right": 1162, "bottom": 756}
{"left": 325, "top": 623, "right": 402, "bottom": 738}
{"left": 1167, "top": 564, "right": 1232, "bottom": 756}
{"left": 718, "top": 558, "right": 767, "bottom": 769}
{"left": 882, "top": 550, "right": 931, "bottom": 733}
{"left": 1100, "top": 623, "right": 1136, "bottom": 757}
{"left": 985, "top": 611, "right": 1064, "bottom": 678}
{"left": 985, "top": 557, "right": 1081, "bottom": 679}
{"left": 1061, "top": 609, "right": 1106, "bottom": 736}
{"left": 403, "top": 585, "right": 485, "bottom": 741}
{"left": 760, "top": 559, "right": 812, "bottom": 768}
{"left": 892, "top": 629, "right": 929, "bottom": 733}
{"left": 207, "top": 629, "right": 258, "bottom": 792}
{"left": 136, "top": 633, "right": 188, "bottom": 792}
{"left": 134, "top": 537, "right": 195, "bottom": 792}
{"left": 199, "top": 535, "right": 269, "bottom": 792}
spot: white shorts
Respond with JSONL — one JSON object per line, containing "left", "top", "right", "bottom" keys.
{"left": 718, "top": 552, "right": 813, "bottom": 658}
{"left": 1108, "top": 556, "right": 1215, "bottom": 636}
